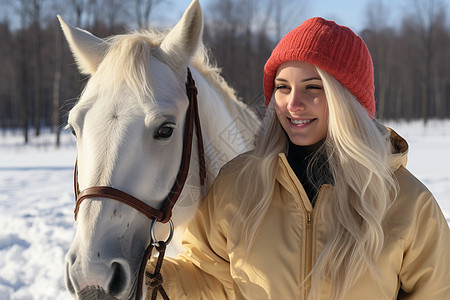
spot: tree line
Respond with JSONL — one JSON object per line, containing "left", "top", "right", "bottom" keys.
{"left": 0, "top": 0, "right": 449, "bottom": 145}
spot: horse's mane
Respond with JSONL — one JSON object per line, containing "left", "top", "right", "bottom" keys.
{"left": 92, "top": 28, "right": 243, "bottom": 116}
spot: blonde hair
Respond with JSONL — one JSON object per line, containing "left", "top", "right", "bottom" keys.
{"left": 231, "top": 67, "right": 398, "bottom": 299}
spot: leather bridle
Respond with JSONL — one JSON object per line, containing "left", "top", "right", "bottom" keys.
{"left": 72, "top": 68, "right": 206, "bottom": 299}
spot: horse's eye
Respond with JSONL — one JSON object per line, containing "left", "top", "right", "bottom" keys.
{"left": 155, "top": 123, "right": 175, "bottom": 139}
{"left": 66, "top": 125, "right": 76, "bottom": 137}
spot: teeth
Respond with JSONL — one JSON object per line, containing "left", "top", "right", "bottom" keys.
{"left": 290, "top": 119, "right": 312, "bottom": 125}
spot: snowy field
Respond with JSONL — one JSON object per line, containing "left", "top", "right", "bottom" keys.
{"left": 0, "top": 120, "right": 449, "bottom": 300}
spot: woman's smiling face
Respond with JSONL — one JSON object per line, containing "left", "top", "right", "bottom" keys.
{"left": 273, "top": 61, "right": 328, "bottom": 147}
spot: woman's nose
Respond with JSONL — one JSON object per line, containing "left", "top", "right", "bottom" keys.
{"left": 287, "top": 90, "right": 306, "bottom": 112}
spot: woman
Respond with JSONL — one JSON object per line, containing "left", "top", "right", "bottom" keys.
{"left": 147, "top": 17, "right": 450, "bottom": 300}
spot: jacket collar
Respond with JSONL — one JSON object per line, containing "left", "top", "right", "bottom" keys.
{"left": 277, "top": 153, "right": 315, "bottom": 211}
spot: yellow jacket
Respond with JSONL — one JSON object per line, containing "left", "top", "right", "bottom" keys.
{"left": 151, "top": 132, "right": 450, "bottom": 299}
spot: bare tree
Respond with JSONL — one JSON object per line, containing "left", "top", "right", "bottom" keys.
{"left": 70, "top": 0, "right": 89, "bottom": 26}
{"left": 102, "top": 0, "right": 128, "bottom": 30}
{"left": 429, "top": 8, "right": 449, "bottom": 119}
{"left": 52, "top": 0, "right": 63, "bottom": 147}
{"left": 270, "top": 0, "right": 305, "bottom": 41}
{"left": 31, "top": 0, "right": 43, "bottom": 136}
{"left": 363, "top": 0, "right": 392, "bottom": 118}
{"left": 237, "top": 0, "right": 256, "bottom": 101}
{"left": 8, "top": 0, "right": 31, "bottom": 142}
{"left": 0, "top": 16, "right": 14, "bottom": 131}
{"left": 134, "top": 0, "right": 165, "bottom": 28}
{"left": 396, "top": 30, "right": 415, "bottom": 121}
{"left": 86, "top": 0, "right": 101, "bottom": 33}
{"left": 411, "top": 0, "right": 446, "bottom": 124}
{"left": 205, "top": 0, "right": 240, "bottom": 94}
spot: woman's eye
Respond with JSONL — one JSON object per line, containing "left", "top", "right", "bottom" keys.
{"left": 154, "top": 123, "right": 175, "bottom": 139}
{"left": 275, "top": 84, "right": 290, "bottom": 91}
{"left": 306, "top": 85, "right": 323, "bottom": 90}
{"left": 275, "top": 85, "right": 291, "bottom": 94}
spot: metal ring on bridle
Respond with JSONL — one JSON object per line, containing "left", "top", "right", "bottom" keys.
{"left": 150, "top": 218, "right": 174, "bottom": 247}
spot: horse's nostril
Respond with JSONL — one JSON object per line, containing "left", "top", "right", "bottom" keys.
{"left": 108, "top": 261, "right": 128, "bottom": 297}
{"left": 69, "top": 253, "right": 76, "bottom": 264}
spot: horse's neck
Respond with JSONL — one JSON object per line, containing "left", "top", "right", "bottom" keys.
{"left": 191, "top": 67, "right": 260, "bottom": 186}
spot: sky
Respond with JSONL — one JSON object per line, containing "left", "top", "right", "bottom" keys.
{"left": 155, "top": 0, "right": 443, "bottom": 35}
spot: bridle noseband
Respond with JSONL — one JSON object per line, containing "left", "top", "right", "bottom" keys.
{"left": 72, "top": 68, "right": 205, "bottom": 299}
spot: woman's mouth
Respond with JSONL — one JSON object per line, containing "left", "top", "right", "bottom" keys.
{"left": 289, "top": 118, "right": 315, "bottom": 126}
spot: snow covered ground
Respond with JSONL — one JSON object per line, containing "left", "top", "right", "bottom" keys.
{"left": 0, "top": 120, "right": 449, "bottom": 300}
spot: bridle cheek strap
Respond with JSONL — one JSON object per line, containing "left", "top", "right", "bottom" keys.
{"left": 158, "top": 68, "right": 206, "bottom": 223}
{"left": 73, "top": 68, "right": 205, "bottom": 222}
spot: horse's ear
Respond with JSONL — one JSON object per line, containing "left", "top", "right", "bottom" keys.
{"left": 158, "top": 0, "right": 203, "bottom": 68}
{"left": 57, "top": 15, "right": 108, "bottom": 75}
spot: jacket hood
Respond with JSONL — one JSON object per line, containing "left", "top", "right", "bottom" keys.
{"left": 387, "top": 128, "right": 408, "bottom": 171}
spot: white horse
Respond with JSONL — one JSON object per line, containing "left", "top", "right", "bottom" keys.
{"left": 60, "top": 1, "right": 261, "bottom": 299}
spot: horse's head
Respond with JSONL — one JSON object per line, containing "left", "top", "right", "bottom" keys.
{"left": 61, "top": 1, "right": 206, "bottom": 299}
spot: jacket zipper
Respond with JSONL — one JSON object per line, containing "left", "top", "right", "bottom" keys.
{"left": 305, "top": 211, "right": 312, "bottom": 299}
{"left": 280, "top": 160, "right": 314, "bottom": 299}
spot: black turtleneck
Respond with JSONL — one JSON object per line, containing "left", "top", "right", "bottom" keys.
{"left": 286, "top": 139, "right": 331, "bottom": 207}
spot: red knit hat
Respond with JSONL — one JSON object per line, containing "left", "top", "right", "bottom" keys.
{"left": 263, "top": 17, "right": 375, "bottom": 119}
